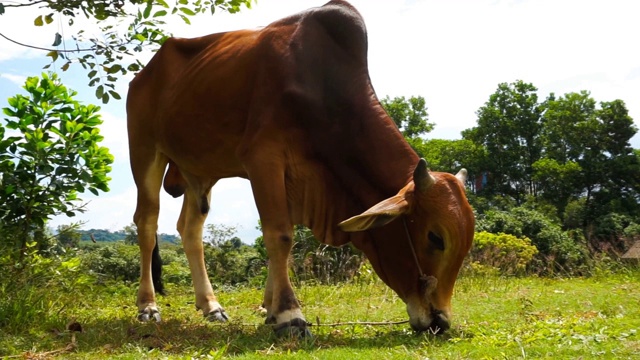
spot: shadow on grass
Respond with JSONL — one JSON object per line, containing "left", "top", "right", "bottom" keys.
{"left": 38, "top": 316, "right": 457, "bottom": 357}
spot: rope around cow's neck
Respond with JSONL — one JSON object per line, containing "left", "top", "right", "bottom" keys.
{"left": 402, "top": 217, "right": 428, "bottom": 281}
{"left": 402, "top": 217, "right": 438, "bottom": 300}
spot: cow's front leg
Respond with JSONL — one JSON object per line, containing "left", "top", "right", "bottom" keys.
{"left": 261, "top": 226, "right": 311, "bottom": 337}
{"left": 246, "top": 158, "right": 310, "bottom": 337}
{"left": 178, "top": 189, "right": 228, "bottom": 321}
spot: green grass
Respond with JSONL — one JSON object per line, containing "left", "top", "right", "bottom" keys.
{"left": 1, "top": 269, "right": 639, "bottom": 359}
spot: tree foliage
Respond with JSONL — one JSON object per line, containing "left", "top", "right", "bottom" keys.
{"left": 122, "top": 222, "right": 138, "bottom": 245}
{"left": 0, "top": 0, "right": 254, "bottom": 103}
{"left": 463, "top": 80, "right": 543, "bottom": 202}
{"left": 380, "top": 95, "right": 434, "bottom": 156}
{"left": 0, "top": 73, "right": 113, "bottom": 252}
{"left": 204, "top": 223, "right": 238, "bottom": 246}
{"left": 463, "top": 81, "right": 639, "bottom": 234}
{"left": 56, "top": 224, "right": 82, "bottom": 248}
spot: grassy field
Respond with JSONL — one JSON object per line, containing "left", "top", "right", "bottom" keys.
{"left": 1, "top": 269, "right": 639, "bottom": 359}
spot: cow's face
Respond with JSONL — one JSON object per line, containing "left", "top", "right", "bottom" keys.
{"left": 339, "top": 159, "right": 474, "bottom": 333}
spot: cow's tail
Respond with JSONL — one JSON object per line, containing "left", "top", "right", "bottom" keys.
{"left": 152, "top": 234, "right": 165, "bottom": 295}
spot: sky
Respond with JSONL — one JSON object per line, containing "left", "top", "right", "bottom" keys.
{"left": 1, "top": 0, "right": 639, "bottom": 242}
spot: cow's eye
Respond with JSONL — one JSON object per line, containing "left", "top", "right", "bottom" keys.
{"left": 428, "top": 231, "right": 445, "bottom": 251}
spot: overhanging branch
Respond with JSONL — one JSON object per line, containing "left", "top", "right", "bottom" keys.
{"left": 0, "top": 32, "right": 93, "bottom": 52}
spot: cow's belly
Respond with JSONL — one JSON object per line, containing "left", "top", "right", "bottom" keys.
{"left": 158, "top": 114, "right": 248, "bottom": 180}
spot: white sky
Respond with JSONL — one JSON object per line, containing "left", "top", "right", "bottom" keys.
{"left": 1, "top": 0, "right": 639, "bottom": 242}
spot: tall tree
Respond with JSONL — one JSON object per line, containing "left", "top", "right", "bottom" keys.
{"left": 380, "top": 95, "right": 434, "bottom": 157}
{"left": 122, "top": 223, "right": 138, "bottom": 245}
{"left": 417, "top": 138, "right": 485, "bottom": 187}
{"left": 462, "top": 80, "right": 543, "bottom": 202}
{"left": 0, "top": 0, "right": 253, "bottom": 102}
{"left": 540, "top": 93, "right": 639, "bottom": 222}
{"left": 204, "top": 223, "right": 238, "bottom": 246}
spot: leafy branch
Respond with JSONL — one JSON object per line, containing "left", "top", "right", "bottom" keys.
{"left": 0, "top": 0, "right": 254, "bottom": 103}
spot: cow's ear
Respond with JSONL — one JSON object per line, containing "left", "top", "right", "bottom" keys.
{"left": 338, "top": 194, "right": 409, "bottom": 232}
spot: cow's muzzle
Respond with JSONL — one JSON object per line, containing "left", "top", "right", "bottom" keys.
{"left": 409, "top": 309, "right": 450, "bottom": 334}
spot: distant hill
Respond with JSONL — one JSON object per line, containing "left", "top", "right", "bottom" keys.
{"left": 78, "top": 229, "right": 180, "bottom": 244}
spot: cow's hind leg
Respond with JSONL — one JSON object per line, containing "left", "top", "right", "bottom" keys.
{"left": 246, "top": 161, "right": 311, "bottom": 337}
{"left": 131, "top": 152, "right": 167, "bottom": 322}
{"left": 177, "top": 186, "right": 228, "bottom": 321}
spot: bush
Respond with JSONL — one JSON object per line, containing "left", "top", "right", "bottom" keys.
{"left": 0, "top": 243, "right": 91, "bottom": 331}
{"left": 80, "top": 242, "right": 194, "bottom": 286}
{"left": 476, "top": 206, "right": 590, "bottom": 275}
{"left": 468, "top": 232, "right": 538, "bottom": 276}
{"left": 593, "top": 213, "right": 637, "bottom": 252}
{"left": 81, "top": 242, "right": 140, "bottom": 283}
{"left": 476, "top": 210, "right": 523, "bottom": 237}
{"left": 290, "top": 226, "right": 365, "bottom": 284}
{"left": 204, "top": 240, "right": 262, "bottom": 286}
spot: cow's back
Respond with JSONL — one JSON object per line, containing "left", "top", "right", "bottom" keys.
{"left": 127, "top": 0, "right": 417, "bottom": 244}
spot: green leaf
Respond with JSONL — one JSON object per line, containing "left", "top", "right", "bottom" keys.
{"left": 101, "top": 93, "right": 109, "bottom": 104}
{"left": 107, "top": 64, "right": 122, "bottom": 74}
{"left": 34, "top": 15, "right": 44, "bottom": 26}
{"left": 96, "top": 85, "right": 104, "bottom": 99}
{"left": 153, "top": 10, "right": 167, "bottom": 17}
{"left": 143, "top": 0, "right": 153, "bottom": 19}
{"left": 61, "top": 62, "right": 70, "bottom": 71}
{"left": 179, "top": 14, "right": 191, "bottom": 24}
{"left": 52, "top": 32, "right": 62, "bottom": 47}
{"left": 0, "top": 4, "right": 5, "bottom": 15}
{"left": 44, "top": 13, "right": 54, "bottom": 24}
{"left": 2, "top": 107, "right": 15, "bottom": 117}
{"left": 85, "top": 117, "right": 102, "bottom": 127}
{"left": 108, "top": 91, "right": 121, "bottom": 100}
{"left": 46, "top": 51, "right": 58, "bottom": 61}
{"left": 87, "top": 70, "right": 97, "bottom": 79}
{"left": 179, "top": 7, "right": 196, "bottom": 16}
{"left": 178, "top": 0, "right": 188, "bottom": 4}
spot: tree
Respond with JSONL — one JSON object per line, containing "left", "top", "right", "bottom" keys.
{"left": 0, "top": 0, "right": 253, "bottom": 103}
{"left": 380, "top": 95, "right": 434, "bottom": 156}
{"left": 417, "top": 138, "right": 486, "bottom": 188}
{"left": 56, "top": 224, "right": 82, "bottom": 248}
{"left": 204, "top": 223, "right": 238, "bottom": 246}
{"left": 463, "top": 80, "right": 543, "bottom": 202}
{"left": 540, "top": 93, "right": 639, "bottom": 223}
{"left": 122, "top": 223, "right": 138, "bottom": 245}
{"left": 0, "top": 73, "right": 113, "bottom": 253}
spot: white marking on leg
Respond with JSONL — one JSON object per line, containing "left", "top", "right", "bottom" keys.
{"left": 275, "top": 309, "right": 305, "bottom": 324}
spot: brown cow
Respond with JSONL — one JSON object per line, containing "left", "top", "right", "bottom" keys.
{"left": 127, "top": 0, "right": 474, "bottom": 336}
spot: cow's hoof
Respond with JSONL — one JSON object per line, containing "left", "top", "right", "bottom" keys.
{"left": 273, "top": 318, "right": 313, "bottom": 338}
{"left": 205, "top": 308, "right": 229, "bottom": 322}
{"left": 137, "top": 308, "right": 161, "bottom": 322}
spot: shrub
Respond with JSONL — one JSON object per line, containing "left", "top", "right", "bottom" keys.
{"left": 80, "top": 242, "right": 194, "bottom": 286}
{"left": 0, "top": 243, "right": 91, "bottom": 331}
{"left": 468, "top": 232, "right": 538, "bottom": 275}
{"left": 204, "top": 240, "right": 262, "bottom": 286}
{"left": 81, "top": 242, "right": 141, "bottom": 283}
{"left": 476, "top": 206, "right": 590, "bottom": 275}
{"left": 593, "top": 213, "right": 636, "bottom": 252}
{"left": 476, "top": 210, "right": 523, "bottom": 237}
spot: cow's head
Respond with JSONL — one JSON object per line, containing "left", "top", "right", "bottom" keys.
{"left": 339, "top": 159, "right": 474, "bottom": 333}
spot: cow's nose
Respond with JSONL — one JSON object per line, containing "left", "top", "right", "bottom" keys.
{"left": 428, "top": 311, "right": 450, "bottom": 334}
{"left": 410, "top": 310, "right": 450, "bottom": 334}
